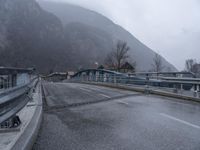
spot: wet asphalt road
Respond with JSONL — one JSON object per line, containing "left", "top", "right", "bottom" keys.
{"left": 33, "top": 82, "right": 200, "bottom": 150}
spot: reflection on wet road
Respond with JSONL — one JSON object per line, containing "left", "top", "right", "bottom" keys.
{"left": 33, "top": 82, "right": 200, "bottom": 150}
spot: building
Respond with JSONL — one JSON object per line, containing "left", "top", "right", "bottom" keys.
{"left": 0, "top": 67, "right": 35, "bottom": 90}
{"left": 67, "top": 71, "right": 75, "bottom": 79}
{"left": 120, "top": 62, "right": 135, "bottom": 73}
{"left": 193, "top": 63, "right": 200, "bottom": 78}
{"left": 45, "top": 72, "right": 67, "bottom": 82}
{"left": 45, "top": 71, "right": 76, "bottom": 82}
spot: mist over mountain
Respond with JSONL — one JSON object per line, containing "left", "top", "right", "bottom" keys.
{"left": 0, "top": 0, "right": 70, "bottom": 73}
{"left": 38, "top": 0, "right": 177, "bottom": 71}
{"left": 0, "top": 0, "right": 176, "bottom": 73}
{"left": 64, "top": 22, "right": 113, "bottom": 68}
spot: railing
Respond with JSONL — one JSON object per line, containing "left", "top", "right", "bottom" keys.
{"left": 0, "top": 77, "right": 38, "bottom": 124}
{"left": 71, "top": 69, "right": 200, "bottom": 99}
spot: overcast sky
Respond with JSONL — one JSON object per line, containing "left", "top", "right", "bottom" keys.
{"left": 48, "top": 0, "right": 200, "bottom": 70}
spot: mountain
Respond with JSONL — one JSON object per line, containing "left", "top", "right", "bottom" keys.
{"left": 38, "top": 0, "right": 177, "bottom": 71}
{"left": 0, "top": 0, "right": 115, "bottom": 73}
{"left": 0, "top": 0, "right": 71, "bottom": 73}
{"left": 64, "top": 22, "right": 113, "bottom": 68}
{"left": 0, "top": 0, "right": 176, "bottom": 73}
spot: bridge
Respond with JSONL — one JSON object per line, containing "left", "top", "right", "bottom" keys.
{"left": 0, "top": 68, "right": 200, "bottom": 150}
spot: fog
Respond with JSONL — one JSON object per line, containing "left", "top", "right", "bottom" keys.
{"left": 44, "top": 0, "right": 200, "bottom": 70}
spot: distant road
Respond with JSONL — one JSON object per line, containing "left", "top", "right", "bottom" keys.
{"left": 33, "top": 82, "right": 200, "bottom": 150}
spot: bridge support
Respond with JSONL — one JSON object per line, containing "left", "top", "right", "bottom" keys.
{"left": 180, "top": 84, "right": 183, "bottom": 94}
{"left": 173, "top": 84, "right": 178, "bottom": 93}
{"left": 197, "top": 84, "right": 200, "bottom": 98}
{"left": 192, "top": 84, "right": 200, "bottom": 98}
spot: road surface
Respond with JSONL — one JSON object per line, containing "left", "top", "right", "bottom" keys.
{"left": 33, "top": 82, "right": 200, "bottom": 150}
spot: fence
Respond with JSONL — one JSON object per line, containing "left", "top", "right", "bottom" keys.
{"left": 71, "top": 69, "right": 200, "bottom": 99}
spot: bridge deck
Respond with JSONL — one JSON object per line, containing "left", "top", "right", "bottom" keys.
{"left": 33, "top": 82, "right": 200, "bottom": 150}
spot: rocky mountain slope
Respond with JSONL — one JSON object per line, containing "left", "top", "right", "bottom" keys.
{"left": 0, "top": 0, "right": 176, "bottom": 73}
{"left": 0, "top": 0, "right": 70, "bottom": 73}
{"left": 38, "top": 0, "right": 177, "bottom": 71}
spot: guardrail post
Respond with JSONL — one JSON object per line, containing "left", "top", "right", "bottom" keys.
{"left": 114, "top": 74, "right": 116, "bottom": 84}
{"left": 197, "top": 84, "right": 200, "bottom": 98}
{"left": 173, "top": 84, "right": 178, "bottom": 93}
{"left": 180, "top": 84, "right": 183, "bottom": 94}
{"left": 93, "top": 71, "right": 95, "bottom": 82}
{"left": 192, "top": 84, "right": 197, "bottom": 97}
{"left": 144, "top": 74, "right": 150, "bottom": 94}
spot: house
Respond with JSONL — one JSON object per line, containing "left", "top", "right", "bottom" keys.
{"left": 67, "top": 71, "right": 75, "bottom": 79}
{"left": 120, "top": 62, "right": 135, "bottom": 73}
{"left": 97, "top": 65, "right": 104, "bottom": 70}
{"left": 193, "top": 63, "right": 200, "bottom": 78}
{"left": 44, "top": 71, "right": 76, "bottom": 82}
{"left": 45, "top": 72, "right": 67, "bottom": 82}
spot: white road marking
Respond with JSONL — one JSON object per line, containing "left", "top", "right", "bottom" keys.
{"left": 160, "top": 113, "right": 200, "bottom": 130}
{"left": 79, "top": 87, "right": 92, "bottom": 92}
{"left": 90, "top": 86, "right": 102, "bottom": 90}
{"left": 99, "top": 94, "right": 111, "bottom": 98}
{"left": 117, "top": 100, "right": 129, "bottom": 105}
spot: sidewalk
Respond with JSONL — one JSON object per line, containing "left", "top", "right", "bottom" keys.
{"left": 0, "top": 82, "right": 42, "bottom": 150}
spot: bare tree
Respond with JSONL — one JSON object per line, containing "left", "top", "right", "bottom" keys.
{"left": 185, "top": 59, "right": 200, "bottom": 77}
{"left": 104, "top": 52, "right": 115, "bottom": 69}
{"left": 129, "top": 60, "right": 137, "bottom": 72}
{"left": 105, "top": 40, "right": 130, "bottom": 71}
{"left": 152, "top": 53, "right": 164, "bottom": 72}
{"left": 185, "top": 59, "right": 196, "bottom": 72}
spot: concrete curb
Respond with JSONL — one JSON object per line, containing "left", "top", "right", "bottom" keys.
{"left": 151, "top": 90, "right": 200, "bottom": 103}
{"left": 81, "top": 81, "right": 200, "bottom": 103}
{"left": 11, "top": 83, "right": 43, "bottom": 150}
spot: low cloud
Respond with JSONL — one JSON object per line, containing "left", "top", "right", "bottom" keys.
{"left": 44, "top": 0, "right": 200, "bottom": 70}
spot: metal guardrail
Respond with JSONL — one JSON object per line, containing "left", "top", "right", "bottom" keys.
{"left": 0, "top": 77, "right": 38, "bottom": 124}
{"left": 71, "top": 69, "right": 200, "bottom": 99}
